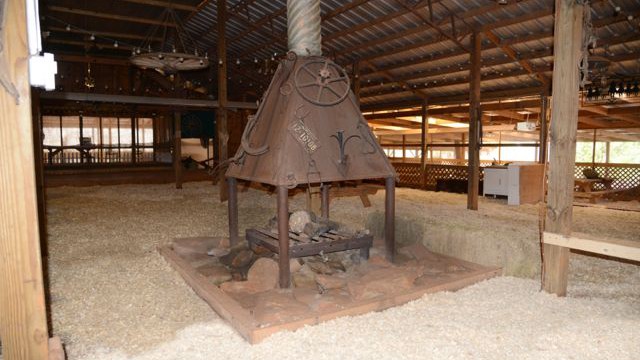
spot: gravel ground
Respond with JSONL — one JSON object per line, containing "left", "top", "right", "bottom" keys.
{"left": 45, "top": 182, "right": 640, "bottom": 359}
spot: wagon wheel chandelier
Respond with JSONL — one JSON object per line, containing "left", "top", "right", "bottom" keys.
{"left": 129, "top": 8, "right": 209, "bottom": 74}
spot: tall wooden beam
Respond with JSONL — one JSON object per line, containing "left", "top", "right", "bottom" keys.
{"left": 353, "top": 61, "right": 361, "bottom": 105}
{"left": 174, "top": 112, "right": 183, "bottom": 189}
{"left": 420, "top": 100, "right": 428, "bottom": 170}
{"left": 420, "top": 99, "right": 429, "bottom": 187}
{"left": 0, "top": 0, "right": 49, "bottom": 357}
{"left": 217, "top": 0, "right": 229, "bottom": 202}
{"left": 542, "top": 0, "right": 584, "bottom": 296}
{"left": 467, "top": 31, "right": 481, "bottom": 210}
{"left": 539, "top": 94, "right": 549, "bottom": 164}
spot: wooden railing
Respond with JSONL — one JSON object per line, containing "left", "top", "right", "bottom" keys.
{"left": 393, "top": 161, "right": 487, "bottom": 190}
{"left": 42, "top": 144, "right": 165, "bottom": 167}
{"left": 392, "top": 160, "right": 640, "bottom": 191}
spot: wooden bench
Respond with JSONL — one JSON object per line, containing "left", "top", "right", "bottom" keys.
{"left": 574, "top": 178, "right": 614, "bottom": 192}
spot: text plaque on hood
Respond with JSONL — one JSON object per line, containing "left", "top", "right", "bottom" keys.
{"left": 289, "top": 120, "right": 320, "bottom": 154}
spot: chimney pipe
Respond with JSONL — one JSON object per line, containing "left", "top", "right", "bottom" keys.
{"left": 287, "top": 0, "right": 322, "bottom": 56}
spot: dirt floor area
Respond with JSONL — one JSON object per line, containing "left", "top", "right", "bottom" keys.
{"left": 45, "top": 182, "right": 640, "bottom": 359}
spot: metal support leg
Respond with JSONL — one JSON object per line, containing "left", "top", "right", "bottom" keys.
{"left": 228, "top": 177, "right": 239, "bottom": 246}
{"left": 277, "top": 186, "right": 291, "bottom": 288}
{"left": 321, "top": 183, "right": 330, "bottom": 218}
{"left": 385, "top": 177, "right": 395, "bottom": 262}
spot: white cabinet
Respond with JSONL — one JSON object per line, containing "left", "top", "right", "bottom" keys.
{"left": 483, "top": 163, "right": 545, "bottom": 205}
{"left": 483, "top": 166, "right": 509, "bottom": 197}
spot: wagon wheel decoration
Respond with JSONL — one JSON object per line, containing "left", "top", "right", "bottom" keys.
{"left": 294, "top": 58, "right": 351, "bottom": 106}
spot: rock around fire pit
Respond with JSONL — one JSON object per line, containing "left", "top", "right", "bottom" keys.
{"left": 160, "top": 236, "right": 501, "bottom": 343}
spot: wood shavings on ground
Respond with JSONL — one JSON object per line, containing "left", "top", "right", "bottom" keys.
{"left": 45, "top": 182, "right": 640, "bottom": 359}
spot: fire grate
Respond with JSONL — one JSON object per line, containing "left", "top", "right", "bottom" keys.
{"left": 246, "top": 228, "right": 372, "bottom": 259}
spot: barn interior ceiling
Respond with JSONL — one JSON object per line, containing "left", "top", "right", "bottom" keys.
{"left": 39, "top": 0, "right": 640, "bottom": 139}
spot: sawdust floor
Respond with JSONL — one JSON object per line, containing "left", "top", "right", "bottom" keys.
{"left": 45, "top": 182, "right": 640, "bottom": 359}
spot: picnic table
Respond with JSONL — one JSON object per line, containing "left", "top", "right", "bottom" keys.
{"left": 574, "top": 178, "right": 614, "bottom": 192}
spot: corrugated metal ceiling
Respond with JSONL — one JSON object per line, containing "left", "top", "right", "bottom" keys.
{"left": 42, "top": 0, "right": 640, "bottom": 108}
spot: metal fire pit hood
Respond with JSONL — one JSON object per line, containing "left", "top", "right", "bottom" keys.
{"left": 226, "top": 55, "right": 395, "bottom": 186}
{"left": 226, "top": 0, "right": 395, "bottom": 186}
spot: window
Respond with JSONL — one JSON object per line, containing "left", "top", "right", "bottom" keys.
{"left": 575, "top": 141, "right": 606, "bottom": 163}
{"left": 608, "top": 142, "right": 640, "bottom": 164}
{"left": 42, "top": 115, "right": 155, "bottom": 165}
{"left": 42, "top": 116, "right": 62, "bottom": 146}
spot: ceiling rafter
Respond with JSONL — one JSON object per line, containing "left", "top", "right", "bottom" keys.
{"left": 119, "top": 0, "right": 198, "bottom": 12}
{"left": 355, "top": 8, "right": 552, "bottom": 69}
{"left": 364, "top": 85, "right": 545, "bottom": 110}
{"left": 582, "top": 105, "right": 640, "bottom": 126}
{"left": 361, "top": 60, "right": 428, "bottom": 99}
{"left": 47, "top": 6, "right": 177, "bottom": 27}
{"left": 47, "top": 26, "right": 164, "bottom": 43}
{"left": 362, "top": 64, "right": 551, "bottom": 98}
{"left": 235, "top": 0, "right": 382, "bottom": 59}
{"left": 392, "top": 0, "right": 469, "bottom": 53}
{"left": 359, "top": 32, "right": 638, "bottom": 96}
{"left": 483, "top": 30, "right": 549, "bottom": 87}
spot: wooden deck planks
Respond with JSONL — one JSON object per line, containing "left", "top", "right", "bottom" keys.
{"left": 160, "top": 240, "right": 501, "bottom": 344}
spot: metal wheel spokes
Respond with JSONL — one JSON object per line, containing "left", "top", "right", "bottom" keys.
{"left": 294, "top": 58, "right": 351, "bottom": 106}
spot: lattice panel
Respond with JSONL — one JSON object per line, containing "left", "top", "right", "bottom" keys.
{"left": 392, "top": 162, "right": 487, "bottom": 189}
{"left": 424, "top": 165, "right": 484, "bottom": 189}
{"left": 394, "top": 163, "right": 423, "bottom": 187}
{"left": 575, "top": 163, "right": 640, "bottom": 190}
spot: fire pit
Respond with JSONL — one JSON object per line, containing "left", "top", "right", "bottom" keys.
{"left": 223, "top": 0, "right": 397, "bottom": 288}
{"left": 159, "top": 0, "right": 501, "bottom": 344}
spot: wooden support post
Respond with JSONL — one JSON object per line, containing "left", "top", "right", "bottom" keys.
{"left": 498, "top": 132, "right": 502, "bottom": 163}
{"left": 131, "top": 113, "right": 137, "bottom": 164}
{"left": 277, "top": 186, "right": 291, "bottom": 288}
{"left": 31, "top": 90, "right": 52, "bottom": 330}
{"left": 467, "top": 30, "right": 482, "bottom": 210}
{"left": 174, "top": 112, "right": 183, "bottom": 189}
{"left": 217, "top": 0, "right": 229, "bottom": 202}
{"left": 79, "top": 113, "right": 84, "bottom": 162}
{"left": 228, "top": 177, "right": 239, "bottom": 246}
{"left": 31, "top": 90, "right": 46, "bottom": 248}
{"left": 402, "top": 135, "right": 406, "bottom": 160}
{"left": 420, "top": 99, "right": 428, "bottom": 187}
{"left": 385, "top": 177, "right": 395, "bottom": 262}
{"left": 542, "top": 0, "right": 584, "bottom": 296}
{"left": 539, "top": 94, "right": 549, "bottom": 164}
{"left": 591, "top": 129, "right": 597, "bottom": 166}
{"left": 353, "top": 61, "right": 361, "bottom": 105}
{"left": 0, "top": 0, "right": 50, "bottom": 357}
{"left": 321, "top": 183, "right": 330, "bottom": 218}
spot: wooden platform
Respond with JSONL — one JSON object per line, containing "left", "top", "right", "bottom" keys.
{"left": 160, "top": 237, "right": 501, "bottom": 344}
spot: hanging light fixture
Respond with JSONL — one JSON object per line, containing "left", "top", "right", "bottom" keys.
{"left": 84, "top": 63, "right": 95, "bottom": 89}
{"left": 130, "top": 8, "right": 208, "bottom": 74}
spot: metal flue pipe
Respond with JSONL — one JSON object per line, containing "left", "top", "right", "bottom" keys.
{"left": 287, "top": 0, "right": 322, "bottom": 56}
